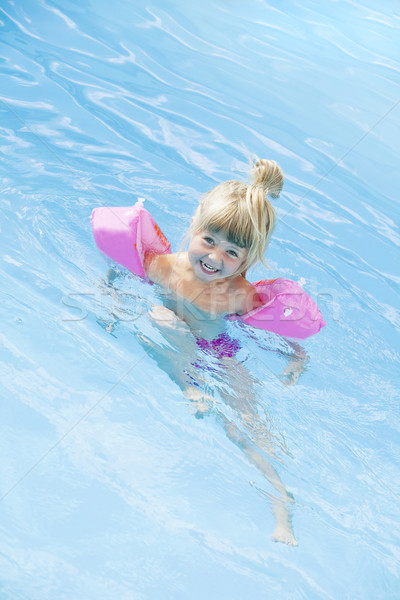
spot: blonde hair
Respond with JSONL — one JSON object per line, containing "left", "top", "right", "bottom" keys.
{"left": 191, "top": 159, "right": 284, "bottom": 275}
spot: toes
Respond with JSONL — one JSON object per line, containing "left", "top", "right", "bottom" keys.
{"left": 271, "top": 527, "right": 298, "bottom": 546}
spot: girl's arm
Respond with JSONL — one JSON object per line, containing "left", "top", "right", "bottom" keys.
{"left": 281, "top": 341, "right": 309, "bottom": 386}
{"left": 233, "top": 279, "right": 265, "bottom": 316}
{"left": 143, "top": 252, "right": 171, "bottom": 285}
{"left": 143, "top": 252, "right": 157, "bottom": 281}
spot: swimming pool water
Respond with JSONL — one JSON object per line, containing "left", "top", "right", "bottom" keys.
{"left": 1, "top": 1, "right": 399, "bottom": 598}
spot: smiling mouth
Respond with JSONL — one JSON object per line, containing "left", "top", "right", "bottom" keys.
{"left": 200, "top": 260, "right": 219, "bottom": 273}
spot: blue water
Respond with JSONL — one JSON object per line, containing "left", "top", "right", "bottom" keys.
{"left": 1, "top": 0, "right": 399, "bottom": 598}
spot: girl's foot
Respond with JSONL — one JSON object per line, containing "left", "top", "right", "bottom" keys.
{"left": 271, "top": 524, "right": 298, "bottom": 546}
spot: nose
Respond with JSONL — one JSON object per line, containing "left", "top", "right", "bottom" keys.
{"left": 208, "top": 246, "right": 223, "bottom": 265}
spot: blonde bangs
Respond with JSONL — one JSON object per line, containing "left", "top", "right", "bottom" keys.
{"left": 193, "top": 182, "right": 255, "bottom": 247}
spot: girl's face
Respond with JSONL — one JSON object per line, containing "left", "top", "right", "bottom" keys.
{"left": 188, "top": 229, "right": 248, "bottom": 282}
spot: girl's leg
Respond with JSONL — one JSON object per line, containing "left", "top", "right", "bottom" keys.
{"left": 138, "top": 306, "right": 213, "bottom": 414}
{"left": 214, "top": 358, "right": 297, "bottom": 545}
{"left": 217, "top": 411, "right": 297, "bottom": 546}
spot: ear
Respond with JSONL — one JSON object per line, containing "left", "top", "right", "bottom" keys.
{"left": 191, "top": 217, "right": 194, "bottom": 225}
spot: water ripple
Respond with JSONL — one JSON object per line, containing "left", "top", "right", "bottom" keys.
{"left": 0, "top": 1, "right": 399, "bottom": 598}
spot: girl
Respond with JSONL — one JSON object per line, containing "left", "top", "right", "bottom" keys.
{"left": 143, "top": 159, "right": 284, "bottom": 342}
{"left": 97, "top": 159, "right": 303, "bottom": 546}
{"left": 138, "top": 159, "right": 300, "bottom": 545}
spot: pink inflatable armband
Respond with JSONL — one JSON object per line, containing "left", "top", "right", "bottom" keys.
{"left": 91, "top": 199, "right": 171, "bottom": 277}
{"left": 234, "top": 278, "right": 326, "bottom": 339}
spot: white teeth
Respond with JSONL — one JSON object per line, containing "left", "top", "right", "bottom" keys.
{"left": 201, "top": 261, "right": 218, "bottom": 272}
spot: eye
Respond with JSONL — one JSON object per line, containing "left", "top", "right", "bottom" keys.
{"left": 227, "top": 249, "right": 239, "bottom": 258}
{"left": 203, "top": 237, "right": 214, "bottom": 245}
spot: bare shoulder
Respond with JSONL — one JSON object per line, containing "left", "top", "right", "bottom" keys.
{"left": 144, "top": 252, "right": 176, "bottom": 285}
{"left": 231, "top": 277, "right": 263, "bottom": 315}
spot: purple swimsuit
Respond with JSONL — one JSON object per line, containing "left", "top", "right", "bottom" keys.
{"left": 196, "top": 332, "right": 241, "bottom": 359}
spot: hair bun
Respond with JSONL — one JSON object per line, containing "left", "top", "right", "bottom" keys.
{"left": 251, "top": 159, "right": 284, "bottom": 198}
